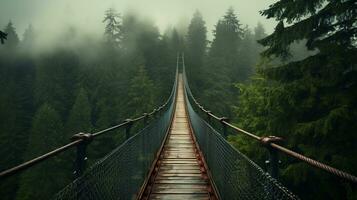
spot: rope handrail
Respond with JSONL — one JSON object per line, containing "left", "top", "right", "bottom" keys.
{"left": 182, "top": 59, "right": 357, "bottom": 183}
{"left": 0, "top": 65, "right": 179, "bottom": 180}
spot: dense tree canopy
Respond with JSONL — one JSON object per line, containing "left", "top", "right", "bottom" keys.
{"left": 227, "top": 0, "right": 357, "bottom": 199}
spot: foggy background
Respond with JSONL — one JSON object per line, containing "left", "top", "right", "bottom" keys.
{"left": 0, "top": 0, "right": 277, "bottom": 40}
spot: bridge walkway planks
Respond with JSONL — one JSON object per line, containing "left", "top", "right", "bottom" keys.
{"left": 142, "top": 74, "right": 217, "bottom": 200}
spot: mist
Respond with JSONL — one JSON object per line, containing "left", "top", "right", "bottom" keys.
{"left": 0, "top": 0, "right": 277, "bottom": 43}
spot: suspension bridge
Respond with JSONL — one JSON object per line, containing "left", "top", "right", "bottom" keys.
{"left": 0, "top": 54, "right": 356, "bottom": 199}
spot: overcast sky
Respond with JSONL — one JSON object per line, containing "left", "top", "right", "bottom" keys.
{"left": 0, "top": 0, "right": 278, "bottom": 40}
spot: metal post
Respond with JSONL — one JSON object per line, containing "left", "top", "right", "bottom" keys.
{"left": 153, "top": 109, "right": 158, "bottom": 119}
{"left": 268, "top": 147, "right": 279, "bottom": 178}
{"left": 143, "top": 113, "right": 149, "bottom": 126}
{"left": 260, "top": 136, "right": 283, "bottom": 179}
{"left": 72, "top": 133, "right": 93, "bottom": 179}
{"left": 125, "top": 119, "right": 133, "bottom": 140}
{"left": 220, "top": 117, "right": 229, "bottom": 139}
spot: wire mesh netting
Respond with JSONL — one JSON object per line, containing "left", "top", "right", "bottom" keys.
{"left": 183, "top": 71, "right": 299, "bottom": 200}
{"left": 53, "top": 73, "right": 177, "bottom": 200}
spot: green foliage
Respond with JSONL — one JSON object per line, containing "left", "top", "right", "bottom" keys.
{"left": 2, "top": 21, "right": 19, "bottom": 50}
{"left": 66, "top": 88, "right": 92, "bottom": 135}
{"left": 0, "top": 10, "right": 181, "bottom": 200}
{"left": 186, "top": 10, "right": 207, "bottom": 68}
{"left": 35, "top": 50, "right": 79, "bottom": 118}
{"left": 127, "top": 66, "right": 155, "bottom": 117}
{"left": 21, "top": 25, "right": 36, "bottom": 51}
{"left": 229, "top": 1, "right": 357, "bottom": 199}
{"left": 210, "top": 7, "right": 243, "bottom": 60}
{"left": 16, "top": 104, "right": 67, "bottom": 200}
{"left": 190, "top": 8, "right": 263, "bottom": 118}
{"left": 185, "top": 10, "right": 208, "bottom": 98}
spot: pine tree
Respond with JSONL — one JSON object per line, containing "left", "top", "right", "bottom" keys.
{"left": 186, "top": 10, "right": 207, "bottom": 69}
{"left": 2, "top": 21, "right": 19, "bottom": 50}
{"left": 210, "top": 7, "right": 243, "bottom": 59}
{"left": 199, "top": 7, "right": 245, "bottom": 117}
{"left": 254, "top": 22, "right": 266, "bottom": 41}
{"left": 127, "top": 66, "right": 155, "bottom": 117}
{"left": 186, "top": 10, "right": 207, "bottom": 91}
{"left": 237, "top": 27, "right": 255, "bottom": 80}
{"left": 22, "top": 24, "right": 36, "bottom": 51}
{"left": 103, "top": 8, "right": 122, "bottom": 47}
{"left": 16, "top": 104, "right": 66, "bottom": 200}
{"left": 253, "top": 22, "right": 267, "bottom": 57}
{"left": 66, "top": 88, "right": 92, "bottom": 135}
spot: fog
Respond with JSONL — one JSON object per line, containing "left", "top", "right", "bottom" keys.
{"left": 0, "top": 0, "right": 277, "bottom": 41}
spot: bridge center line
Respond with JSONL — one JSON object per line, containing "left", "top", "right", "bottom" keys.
{"left": 141, "top": 74, "right": 217, "bottom": 200}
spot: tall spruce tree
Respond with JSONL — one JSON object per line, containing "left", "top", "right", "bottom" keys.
{"left": 3, "top": 21, "right": 19, "bottom": 50}
{"left": 66, "top": 88, "right": 92, "bottom": 135}
{"left": 210, "top": 7, "right": 243, "bottom": 60}
{"left": 103, "top": 8, "right": 122, "bottom": 47}
{"left": 21, "top": 24, "right": 36, "bottom": 51}
{"left": 201, "top": 7, "right": 245, "bottom": 117}
{"left": 186, "top": 10, "right": 207, "bottom": 91}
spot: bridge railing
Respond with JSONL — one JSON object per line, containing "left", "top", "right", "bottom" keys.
{"left": 182, "top": 65, "right": 299, "bottom": 199}
{"left": 182, "top": 56, "right": 357, "bottom": 193}
{"left": 53, "top": 68, "right": 178, "bottom": 200}
{"left": 0, "top": 66, "right": 179, "bottom": 199}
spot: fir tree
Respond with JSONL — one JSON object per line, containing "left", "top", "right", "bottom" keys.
{"left": 186, "top": 10, "right": 207, "bottom": 91}
{"left": 22, "top": 24, "right": 36, "bottom": 51}
{"left": 66, "top": 88, "right": 92, "bottom": 135}
{"left": 254, "top": 22, "right": 266, "bottom": 41}
{"left": 127, "top": 66, "right": 155, "bottom": 117}
{"left": 3, "top": 21, "right": 19, "bottom": 50}
{"left": 186, "top": 10, "right": 207, "bottom": 69}
{"left": 103, "top": 8, "right": 122, "bottom": 47}
{"left": 210, "top": 7, "right": 243, "bottom": 59}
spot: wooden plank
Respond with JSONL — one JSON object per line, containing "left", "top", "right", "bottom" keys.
{"left": 149, "top": 194, "right": 209, "bottom": 200}
{"left": 159, "top": 169, "right": 202, "bottom": 174}
{"left": 151, "top": 187, "right": 208, "bottom": 194}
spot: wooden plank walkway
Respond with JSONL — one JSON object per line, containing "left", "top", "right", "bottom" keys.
{"left": 142, "top": 74, "right": 216, "bottom": 200}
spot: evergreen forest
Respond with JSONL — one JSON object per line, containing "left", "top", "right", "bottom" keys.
{"left": 0, "top": 1, "right": 356, "bottom": 199}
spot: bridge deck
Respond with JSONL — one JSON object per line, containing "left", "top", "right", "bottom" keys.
{"left": 143, "top": 74, "right": 215, "bottom": 200}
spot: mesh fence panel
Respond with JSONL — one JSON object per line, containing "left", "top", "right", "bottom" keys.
{"left": 183, "top": 72, "right": 299, "bottom": 200}
{"left": 53, "top": 75, "right": 177, "bottom": 200}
